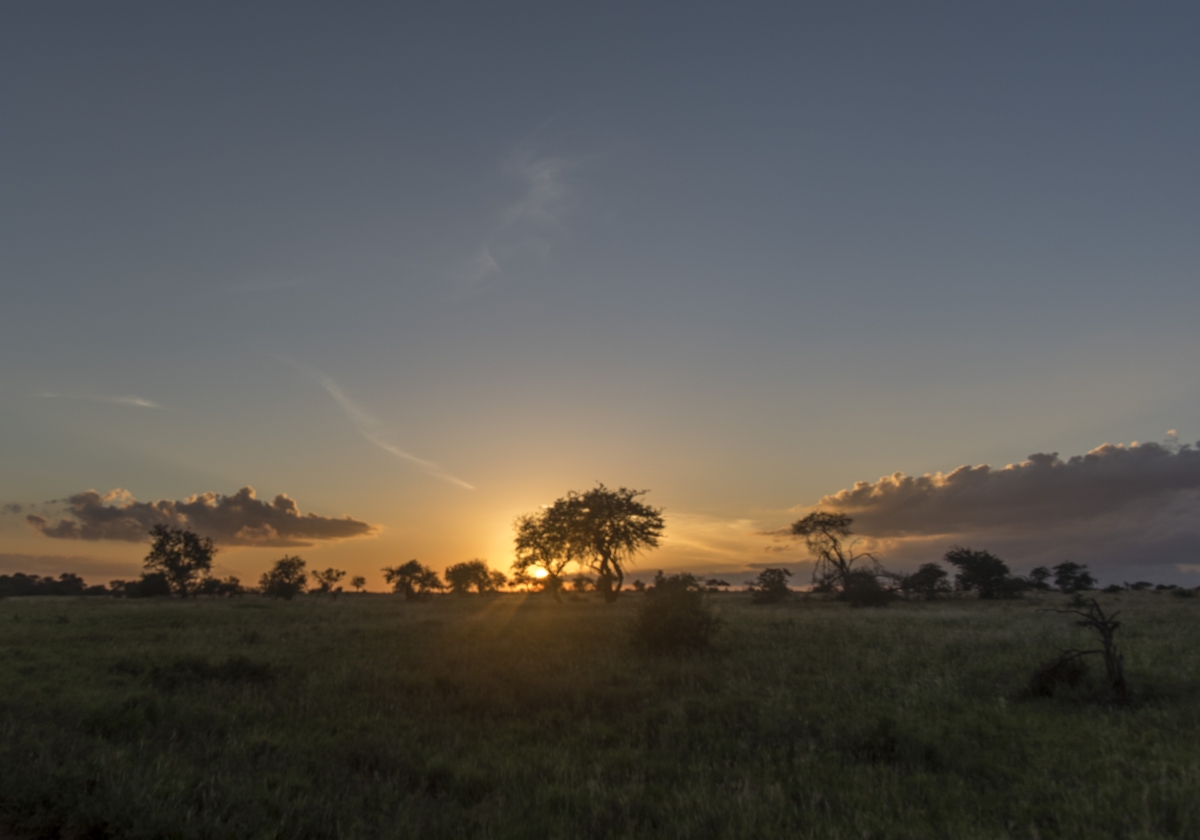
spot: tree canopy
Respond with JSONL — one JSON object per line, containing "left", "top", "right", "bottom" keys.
{"left": 443, "top": 560, "right": 506, "bottom": 595}
{"left": 144, "top": 525, "right": 216, "bottom": 598}
{"left": 260, "top": 555, "right": 308, "bottom": 600}
{"left": 382, "top": 560, "right": 443, "bottom": 601}
{"left": 789, "top": 512, "right": 877, "bottom": 591}
{"left": 511, "top": 484, "right": 665, "bottom": 602}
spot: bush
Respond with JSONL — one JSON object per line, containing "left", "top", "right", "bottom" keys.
{"left": 899, "top": 563, "right": 950, "bottom": 599}
{"left": 749, "top": 568, "right": 792, "bottom": 604}
{"left": 633, "top": 572, "right": 719, "bottom": 651}
{"left": 839, "top": 570, "right": 894, "bottom": 608}
{"left": 260, "top": 556, "right": 308, "bottom": 600}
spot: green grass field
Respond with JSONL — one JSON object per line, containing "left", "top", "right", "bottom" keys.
{"left": 1, "top": 591, "right": 1198, "bottom": 839}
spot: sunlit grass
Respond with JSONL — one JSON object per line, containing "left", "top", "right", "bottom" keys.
{"left": 0, "top": 591, "right": 1197, "bottom": 838}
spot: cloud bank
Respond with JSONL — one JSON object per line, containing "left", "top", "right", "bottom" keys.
{"left": 798, "top": 441, "right": 1200, "bottom": 574}
{"left": 26, "top": 487, "right": 376, "bottom": 547}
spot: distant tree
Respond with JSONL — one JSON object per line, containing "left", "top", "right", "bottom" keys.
{"left": 1027, "top": 566, "right": 1053, "bottom": 591}
{"left": 704, "top": 578, "right": 731, "bottom": 593}
{"left": 511, "top": 484, "right": 665, "bottom": 602}
{"left": 1052, "top": 562, "right": 1096, "bottom": 594}
{"left": 310, "top": 567, "right": 347, "bottom": 597}
{"left": 570, "top": 574, "right": 595, "bottom": 593}
{"left": 444, "top": 560, "right": 505, "bottom": 595}
{"left": 1126, "top": 581, "right": 1153, "bottom": 591}
{"left": 840, "top": 569, "right": 895, "bottom": 607}
{"left": 512, "top": 507, "right": 579, "bottom": 601}
{"left": 260, "top": 555, "right": 308, "bottom": 600}
{"left": 749, "top": 568, "right": 792, "bottom": 604}
{"left": 350, "top": 575, "right": 367, "bottom": 593}
{"left": 111, "top": 572, "right": 172, "bottom": 598}
{"left": 900, "top": 563, "right": 951, "bottom": 600}
{"left": 790, "top": 512, "right": 879, "bottom": 591}
{"left": 943, "top": 546, "right": 1022, "bottom": 599}
{"left": 197, "top": 575, "right": 245, "bottom": 597}
{"left": 632, "top": 571, "right": 720, "bottom": 651}
{"left": 144, "top": 525, "right": 216, "bottom": 598}
{"left": 0, "top": 572, "right": 96, "bottom": 597}
{"left": 631, "top": 579, "right": 646, "bottom": 593}
{"left": 382, "top": 560, "right": 443, "bottom": 601}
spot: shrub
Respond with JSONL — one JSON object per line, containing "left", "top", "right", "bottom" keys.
{"left": 899, "top": 563, "right": 950, "bottom": 599}
{"left": 944, "top": 546, "right": 1023, "bottom": 599}
{"left": 1052, "top": 562, "right": 1096, "bottom": 593}
{"left": 839, "top": 570, "right": 894, "bottom": 608}
{"left": 749, "top": 568, "right": 792, "bottom": 604}
{"left": 633, "top": 572, "right": 719, "bottom": 651}
{"left": 260, "top": 556, "right": 307, "bottom": 600}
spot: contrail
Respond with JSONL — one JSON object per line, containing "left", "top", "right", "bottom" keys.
{"left": 311, "top": 372, "right": 475, "bottom": 491}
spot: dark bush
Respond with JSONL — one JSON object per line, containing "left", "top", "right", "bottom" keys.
{"left": 899, "top": 563, "right": 950, "bottom": 599}
{"left": 260, "top": 556, "right": 307, "bottom": 600}
{"left": 749, "top": 568, "right": 792, "bottom": 604}
{"left": 111, "top": 572, "right": 172, "bottom": 598}
{"left": 839, "top": 570, "right": 894, "bottom": 608}
{"left": 633, "top": 572, "right": 719, "bottom": 651}
{"left": 1029, "top": 652, "right": 1089, "bottom": 697}
{"left": 944, "top": 546, "right": 1023, "bottom": 599}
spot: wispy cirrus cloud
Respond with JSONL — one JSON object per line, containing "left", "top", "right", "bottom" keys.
{"left": 41, "top": 392, "right": 164, "bottom": 409}
{"left": 453, "top": 145, "right": 578, "bottom": 296}
{"left": 297, "top": 366, "right": 474, "bottom": 491}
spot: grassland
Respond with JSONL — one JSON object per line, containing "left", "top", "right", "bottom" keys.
{"left": 1, "top": 590, "right": 1198, "bottom": 839}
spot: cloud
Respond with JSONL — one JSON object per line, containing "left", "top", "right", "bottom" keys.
{"left": 26, "top": 487, "right": 376, "bottom": 547}
{"left": 313, "top": 372, "right": 475, "bottom": 490}
{"left": 3, "top": 503, "right": 21, "bottom": 515}
{"left": 453, "top": 146, "right": 577, "bottom": 296}
{"left": 41, "top": 392, "right": 163, "bottom": 409}
{"left": 787, "top": 441, "right": 1200, "bottom": 575}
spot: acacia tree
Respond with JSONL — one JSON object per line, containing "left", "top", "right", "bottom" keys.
{"left": 382, "top": 560, "right": 443, "bottom": 601}
{"left": 260, "top": 555, "right": 308, "bottom": 600}
{"left": 511, "top": 484, "right": 665, "bottom": 602}
{"left": 789, "top": 512, "right": 878, "bottom": 591}
{"left": 512, "top": 508, "right": 579, "bottom": 601}
{"left": 310, "top": 567, "right": 346, "bottom": 597}
{"left": 444, "top": 559, "right": 505, "bottom": 595}
{"left": 144, "top": 525, "right": 216, "bottom": 598}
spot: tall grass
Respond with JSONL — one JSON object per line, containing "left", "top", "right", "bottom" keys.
{"left": 0, "top": 591, "right": 1197, "bottom": 838}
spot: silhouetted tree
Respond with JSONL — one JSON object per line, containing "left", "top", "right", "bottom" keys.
{"left": 790, "top": 512, "right": 879, "bottom": 591}
{"left": 840, "top": 569, "right": 894, "bottom": 607}
{"left": 260, "top": 555, "right": 308, "bottom": 600}
{"left": 382, "top": 560, "right": 443, "bottom": 601}
{"left": 197, "top": 575, "right": 245, "bottom": 597}
{"left": 1036, "top": 598, "right": 1129, "bottom": 703}
{"left": 0, "top": 572, "right": 99, "bottom": 597}
{"left": 1052, "top": 562, "right": 1096, "bottom": 594}
{"left": 512, "top": 507, "right": 579, "bottom": 600}
{"left": 444, "top": 560, "right": 504, "bottom": 595}
{"left": 632, "top": 571, "right": 719, "bottom": 650}
{"left": 350, "top": 575, "right": 366, "bottom": 593}
{"left": 899, "top": 563, "right": 951, "bottom": 600}
{"left": 943, "top": 546, "right": 1022, "bottom": 599}
{"left": 1027, "top": 566, "right": 1053, "bottom": 590}
{"left": 110, "top": 572, "right": 172, "bottom": 598}
{"left": 512, "top": 484, "right": 664, "bottom": 602}
{"left": 749, "top": 568, "right": 792, "bottom": 604}
{"left": 310, "top": 567, "right": 346, "bottom": 597}
{"left": 144, "top": 525, "right": 216, "bottom": 598}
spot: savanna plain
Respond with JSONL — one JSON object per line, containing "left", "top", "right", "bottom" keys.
{"left": 1, "top": 591, "right": 1198, "bottom": 840}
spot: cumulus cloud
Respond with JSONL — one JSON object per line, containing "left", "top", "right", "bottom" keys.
{"left": 790, "top": 441, "right": 1200, "bottom": 575}
{"left": 26, "top": 487, "right": 376, "bottom": 547}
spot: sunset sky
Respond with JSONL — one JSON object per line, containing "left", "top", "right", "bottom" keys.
{"left": 2, "top": 3, "right": 1199, "bottom": 587}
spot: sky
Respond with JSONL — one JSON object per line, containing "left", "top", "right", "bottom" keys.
{"left": 2, "top": 2, "right": 1199, "bottom": 588}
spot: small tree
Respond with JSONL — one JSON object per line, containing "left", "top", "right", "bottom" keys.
{"left": 350, "top": 575, "right": 367, "bottom": 593}
{"left": 382, "top": 560, "right": 443, "bottom": 601}
{"left": 144, "top": 525, "right": 216, "bottom": 598}
{"left": 790, "top": 512, "right": 879, "bottom": 591}
{"left": 444, "top": 560, "right": 504, "bottom": 595}
{"left": 749, "top": 568, "right": 792, "bottom": 604}
{"left": 900, "top": 563, "right": 951, "bottom": 600}
{"left": 840, "top": 569, "right": 894, "bottom": 607}
{"left": 1034, "top": 598, "right": 1129, "bottom": 703}
{"left": 632, "top": 571, "right": 719, "bottom": 651}
{"left": 310, "top": 567, "right": 346, "bottom": 597}
{"left": 1052, "top": 562, "right": 1096, "bottom": 594}
{"left": 1027, "top": 566, "right": 1053, "bottom": 590}
{"left": 260, "top": 555, "right": 308, "bottom": 600}
{"left": 943, "top": 546, "right": 1022, "bottom": 599}
{"left": 511, "top": 484, "right": 665, "bottom": 602}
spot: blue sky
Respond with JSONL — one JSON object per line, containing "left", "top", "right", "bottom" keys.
{"left": 2, "top": 2, "right": 1198, "bottom": 585}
